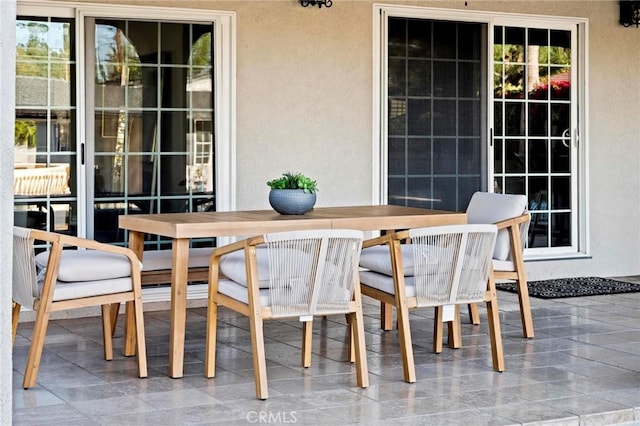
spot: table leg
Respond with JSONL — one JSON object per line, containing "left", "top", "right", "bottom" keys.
{"left": 169, "top": 238, "right": 190, "bottom": 378}
{"left": 123, "top": 231, "right": 145, "bottom": 356}
{"left": 380, "top": 302, "right": 393, "bottom": 331}
{"left": 379, "top": 230, "right": 395, "bottom": 331}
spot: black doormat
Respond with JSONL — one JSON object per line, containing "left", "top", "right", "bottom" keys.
{"left": 496, "top": 277, "right": 640, "bottom": 299}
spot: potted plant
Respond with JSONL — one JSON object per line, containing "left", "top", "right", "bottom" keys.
{"left": 267, "top": 172, "right": 318, "bottom": 215}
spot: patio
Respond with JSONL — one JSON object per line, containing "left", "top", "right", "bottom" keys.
{"left": 12, "top": 278, "right": 640, "bottom": 426}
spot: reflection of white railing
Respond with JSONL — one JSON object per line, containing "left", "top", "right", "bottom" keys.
{"left": 14, "top": 164, "right": 70, "bottom": 196}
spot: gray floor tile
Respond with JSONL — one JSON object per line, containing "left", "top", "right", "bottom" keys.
{"left": 11, "top": 281, "right": 640, "bottom": 425}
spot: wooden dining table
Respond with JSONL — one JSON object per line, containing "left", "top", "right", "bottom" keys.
{"left": 119, "top": 205, "right": 466, "bottom": 378}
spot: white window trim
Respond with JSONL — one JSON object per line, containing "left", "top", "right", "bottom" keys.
{"left": 373, "top": 3, "right": 589, "bottom": 260}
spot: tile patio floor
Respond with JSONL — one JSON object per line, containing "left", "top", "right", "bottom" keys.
{"left": 12, "top": 277, "right": 640, "bottom": 425}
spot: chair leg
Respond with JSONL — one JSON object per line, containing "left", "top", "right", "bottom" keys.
{"left": 381, "top": 302, "right": 393, "bottom": 331}
{"left": 351, "top": 303, "right": 369, "bottom": 388}
{"left": 22, "top": 306, "right": 51, "bottom": 389}
{"left": 132, "top": 296, "right": 148, "bottom": 378}
{"left": 486, "top": 277, "right": 505, "bottom": 372}
{"left": 486, "top": 298, "right": 505, "bottom": 372}
{"left": 396, "top": 299, "right": 416, "bottom": 383}
{"left": 516, "top": 277, "right": 535, "bottom": 338}
{"left": 204, "top": 297, "right": 218, "bottom": 379}
{"left": 447, "top": 305, "right": 462, "bottom": 349}
{"left": 109, "top": 303, "right": 120, "bottom": 337}
{"left": 346, "top": 313, "right": 355, "bottom": 364}
{"left": 301, "top": 320, "right": 313, "bottom": 368}
{"left": 101, "top": 305, "right": 114, "bottom": 361}
{"left": 12, "top": 302, "right": 21, "bottom": 345}
{"left": 468, "top": 302, "right": 480, "bottom": 325}
{"left": 433, "top": 306, "right": 443, "bottom": 354}
{"left": 249, "top": 309, "right": 269, "bottom": 400}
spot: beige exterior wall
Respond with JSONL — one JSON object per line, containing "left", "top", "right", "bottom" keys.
{"left": 14, "top": 0, "right": 640, "bottom": 280}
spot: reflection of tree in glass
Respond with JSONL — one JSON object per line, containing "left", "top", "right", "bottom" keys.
{"left": 15, "top": 120, "right": 37, "bottom": 147}
{"left": 95, "top": 25, "right": 142, "bottom": 85}
{"left": 190, "top": 33, "right": 212, "bottom": 66}
{"left": 16, "top": 20, "right": 71, "bottom": 79}
{"left": 495, "top": 43, "right": 570, "bottom": 100}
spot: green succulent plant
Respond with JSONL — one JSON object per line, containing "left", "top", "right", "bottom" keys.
{"left": 267, "top": 172, "right": 318, "bottom": 194}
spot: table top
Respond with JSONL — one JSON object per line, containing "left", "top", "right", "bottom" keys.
{"left": 118, "top": 205, "right": 467, "bottom": 239}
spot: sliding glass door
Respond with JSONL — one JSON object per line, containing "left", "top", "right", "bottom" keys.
{"left": 15, "top": 4, "right": 233, "bottom": 253}
{"left": 378, "top": 6, "right": 582, "bottom": 255}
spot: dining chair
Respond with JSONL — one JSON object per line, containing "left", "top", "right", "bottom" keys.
{"left": 465, "top": 191, "right": 534, "bottom": 338}
{"left": 12, "top": 226, "right": 147, "bottom": 389}
{"left": 359, "top": 224, "right": 504, "bottom": 383}
{"left": 205, "top": 229, "right": 368, "bottom": 400}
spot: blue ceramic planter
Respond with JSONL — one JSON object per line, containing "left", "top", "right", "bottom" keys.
{"left": 269, "top": 189, "right": 316, "bottom": 215}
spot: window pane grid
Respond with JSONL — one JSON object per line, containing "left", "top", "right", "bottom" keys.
{"left": 388, "top": 18, "right": 483, "bottom": 212}
{"left": 15, "top": 17, "right": 77, "bottom": 235}
{"left": 493, "top": 25, "right": 573, "bottom": 249}
{"left": 93, "top": 19, "right": 215, "bottom": 248}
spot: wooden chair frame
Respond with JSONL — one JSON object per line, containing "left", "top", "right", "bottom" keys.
{"left": 467, "top": 212, "right": 534, "bottom": 338}
{"left": 360, "top": 227, "right": 505, "bottom": 383}
{"left": 12, "top": 228, "right": 147, "bottom": 389}
{"left": 380, "top": 212, "right": 534, "bottom": 340}
{"left": 204, "top": 233, "right": 369, "bottom": 400}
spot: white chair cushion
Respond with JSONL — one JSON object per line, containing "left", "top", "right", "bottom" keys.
{"left": 360, "top": 270, "right": 416, "bottom": 297}
{"left": 219, "top": 247, "right": 270, "bottom": 289}
{"left": 35, "top": 250, "right": 134, "bottom": 282}
{"left": 360, "top": 243, "right": 453, "bottom": 277}
{"left": 217, "top": 278, "right": 271, "bottom": 306}
{"left": 466, "top": 192, "right": 527, "bottom": 261}
{"left": 45, "top": 277, "right": 134, "bottom": 301}
{"left": 219, "top": 247, "right": 345, "bottom": 291}
{"left": 359, "top": 245, "right": 415, "bottom": 276}
{"left": 493, "top": 258, "right": 514, "bottom": 272}
{"left": 142, "top": 247, "right": 213, "bottom": 271}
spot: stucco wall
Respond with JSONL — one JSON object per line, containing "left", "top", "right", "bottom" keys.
{"left": 232, "top": 1, "right": 374, "bottom": 209}
{"left": 573, "top": 0, "right": 640, "bottom": 279}
{"left": 26, "top": 0, "right": 640, "bottom": 280}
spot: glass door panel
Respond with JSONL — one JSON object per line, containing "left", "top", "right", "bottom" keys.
{"left": 14, "top": 17, "right": 77, "bottom": 235}
{"left": 387, "top": 18, "right": 487, "bottom": 212}
{"left": 90, "top": 19, "right": 215, "bottom": 248}
{"left": 493, "top": 25, "right": 575, "bottom": 249}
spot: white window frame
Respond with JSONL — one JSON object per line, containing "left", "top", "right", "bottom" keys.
{"left": 373, "top": 3, "right": 589, "bottom": 260}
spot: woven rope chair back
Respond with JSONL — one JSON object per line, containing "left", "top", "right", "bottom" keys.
{"left": 263, "top": 229, "right": 363, "bottom": 319}
{"left": 408, "top": 224, "right": 497, "bottom": 308}
{"left": 13, "top": 226, "right": 40, "bottom": 309}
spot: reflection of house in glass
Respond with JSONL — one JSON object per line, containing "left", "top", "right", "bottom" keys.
{"left": 14, "top": 164, "right": 70, "bottom": 196}
{"left": 14, "top": 75, "right": 73, "bottom": 232}
{"left": 15, "top": 76, "right": 71, "bottom": 157}
{"left": 186, "top": 70, "right": 213, "bottom": 193}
